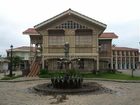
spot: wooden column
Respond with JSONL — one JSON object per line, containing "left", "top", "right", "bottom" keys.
{"left": 41, "top": 30, "right": 48, "bottom": 69}
{"left": 96, "top": 55, "right": 99, "bottom": 71}
{"left": 115, "top": 52, "right": 118, "bottom": 70}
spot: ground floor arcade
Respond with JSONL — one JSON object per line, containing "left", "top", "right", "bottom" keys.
{"left": 112, "top": 56, "right": 138, "bottom": 70}
{"left": 40, "top": 55, "right": 112, "bottom": 71}
{"left": 41, "top": 55, "right": 100, "bottom": 71}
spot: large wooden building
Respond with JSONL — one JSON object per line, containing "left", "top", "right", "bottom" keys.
{"left": 23, "top": 9, "right": 138, "bottom": 76}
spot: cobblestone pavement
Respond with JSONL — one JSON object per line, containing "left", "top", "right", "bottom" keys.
{"left": 0, "top": 80, "right": 140, "bottom": 105}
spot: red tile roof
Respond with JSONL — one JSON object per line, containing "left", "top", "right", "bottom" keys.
{"left": 99, "top": 32, "right": 118, "bottom": 39}
{"left": 23, "top": 28, "right": 118, "bottom": 39}
{"left": 112, "top": 47, "right": 138, "bottom": 51}
{"left": 23, "top": 28, "right": 39, "bottom": 35}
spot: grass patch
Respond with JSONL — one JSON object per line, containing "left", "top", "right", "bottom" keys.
{"left": 81, "top": 72, "right": 140, "bottom": 80}
{"left": 1, "top": 75, "right": 22, "bottom": 80}
{"left": 39, "top": 71, "right": 140, "bottom": 80}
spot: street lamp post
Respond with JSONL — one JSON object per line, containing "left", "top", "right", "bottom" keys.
{"left": 9, "top": 45, "right": 13, "bottom": 77}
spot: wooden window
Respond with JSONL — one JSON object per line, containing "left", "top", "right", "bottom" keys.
{"left": 100, "top": 44, "right": 108, "bottom": 52}
{"left": 75, "top": 29, "right": 92, "bottom": 46}
{"left": 48, "top": 36, "right": 64, "bottom": 45}
{"left": 48, "top": 30, "right": 65, "bottom": 46}
{"left": 76, "top": 35, "right": 92, "bottom": 45}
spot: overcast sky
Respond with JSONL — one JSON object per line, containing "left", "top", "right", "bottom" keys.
{"left": 0, "top": 0, "right": 140, "bottom": 56}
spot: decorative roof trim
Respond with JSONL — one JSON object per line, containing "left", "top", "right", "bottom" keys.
{"left": 34, "top": 9, "right": 107, "bottom": 29}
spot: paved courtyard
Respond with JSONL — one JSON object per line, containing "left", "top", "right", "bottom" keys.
{"left": 0, "top": 80, "right": 140, "bottom": 105}
{"left": 118, "top": 69, "right": 140, "bottom": 76}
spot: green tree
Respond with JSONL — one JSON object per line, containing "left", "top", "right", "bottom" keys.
{"left": 12, "top": 56, "right": 22, "bottom": 71}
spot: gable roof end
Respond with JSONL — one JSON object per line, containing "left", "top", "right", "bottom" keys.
{"left": 34, "top": 9, "right": 107, "bottom": 29}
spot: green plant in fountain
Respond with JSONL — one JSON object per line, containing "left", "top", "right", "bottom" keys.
{"left": 65, "top": 69, "right": 81, "bottom": 76}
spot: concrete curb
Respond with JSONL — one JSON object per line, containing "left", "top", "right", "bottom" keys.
{"left": 85, "top": 78, "right": 140, "bottom": 83}
{"left": 0, "top": 78, "right": 48, "bottom": 83}
{"left": 0, "top": 77, "right": 140, "bottom": 83}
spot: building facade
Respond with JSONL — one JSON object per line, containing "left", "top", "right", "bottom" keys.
{"left": 23, "top": 9, "right": 111, "bottom": 72}
{"left": 22, "top": 9, "right": 139, "bottom": 75}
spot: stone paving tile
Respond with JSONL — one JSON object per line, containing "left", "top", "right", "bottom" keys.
{"left": 0, "top": 80, "right": 140, "bottom": 105}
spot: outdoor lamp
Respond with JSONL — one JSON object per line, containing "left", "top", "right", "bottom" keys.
{"left": 9, "top": 45, "right": 13, "bottom": 77}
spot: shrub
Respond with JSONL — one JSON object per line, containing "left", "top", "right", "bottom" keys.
{"left": 107, "top": 69, "right": 116, "bottom": 74}
{"left": 39, "top": 69, "right": 48, "bottom": 75}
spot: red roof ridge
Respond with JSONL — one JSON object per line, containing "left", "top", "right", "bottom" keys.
{"left": 99, "top": 32, "right": 118, "bottom": 39}
{"left": 23, "top": 28, "right": 39, "bottom": 35}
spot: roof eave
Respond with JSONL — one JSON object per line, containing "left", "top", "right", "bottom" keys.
{"left": 7, "top": 50, "right": 30, "bottom": 52}
{"left": 99, "top": 37, "right": 118, "bottom": 39}
{"left": 34, "top": 10, "right": 69, "bottom": 29}
{"left": 70, "top": 10, "right": 107, "bottom": 29}
{"left": 23, "top": 33, "right": 40, "bottom": 35}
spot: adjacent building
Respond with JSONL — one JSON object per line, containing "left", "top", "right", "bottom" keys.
{"left": 112, "top": 47, "right": 139, "bottom": 70}
{"left": 0, "top": 57, "right": 9, "bottom": 73}
{"left": 6, "top": 46, "right": 35, "bottom": 70}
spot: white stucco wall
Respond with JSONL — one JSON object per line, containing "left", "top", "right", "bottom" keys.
{"left": 0, "top": 62, "right": 8, "bottom": 72}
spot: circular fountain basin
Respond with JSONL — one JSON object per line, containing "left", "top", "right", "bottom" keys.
{"left": 34, "top": 82, "right": 102, "bottom": 95}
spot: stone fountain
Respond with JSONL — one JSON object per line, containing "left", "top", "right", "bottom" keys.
{"left": 51, "top": 42, "right": 83, "bottom": 89}
{"left": 34, "top": 42, "right": 102, "bottom": 94}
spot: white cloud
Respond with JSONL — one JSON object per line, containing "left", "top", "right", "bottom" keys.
{"left": 0, "top": 0, "right": 140, "bottom": 55}
{"left": 107, "top": 20, "right": 140, "bottom": 49}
